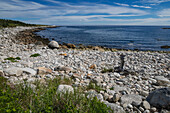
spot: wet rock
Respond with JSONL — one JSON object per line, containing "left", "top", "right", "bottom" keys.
{"left": 57, "top": 85, "right": 74, "bottom": 94}
{"left": 146, "top": 88, "right": 170, "bottom": 109}
{"left": 48, "top": 41, "right": 59, "bottom": 49}
{"left": 120, "top": 94, "right": 142, "bottom": 107}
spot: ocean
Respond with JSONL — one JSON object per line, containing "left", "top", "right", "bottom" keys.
{"left": 36, "top": 26, "right": 170, "bottom": 51}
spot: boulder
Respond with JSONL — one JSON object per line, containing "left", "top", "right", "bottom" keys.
{"left": 120, "top": 94, "right": 142, "bottom": 107}
{"left": 103, "top": 101, "right": 126, "bottom": 113}
{"left": 57, "top": 85, "right": 74, "bottom": 94}
{"left": 146, "top": 88, "right": 170, "bottom": 109}
{"left": 4, "top": 67, "right": 23, "bottom": 76}
{"left": 155, "top": 76, "right": 170, "bottom": 86}
{"left": 48, "top": 41, "right": 59, "bottom": 49}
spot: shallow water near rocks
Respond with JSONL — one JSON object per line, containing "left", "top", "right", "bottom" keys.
{"left": 36, "top": 26, "right": 170, "bottom": 51}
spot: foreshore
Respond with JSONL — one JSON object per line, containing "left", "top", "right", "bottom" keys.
{"left": 0, "top": 26, "right": 170, "bottom": 112}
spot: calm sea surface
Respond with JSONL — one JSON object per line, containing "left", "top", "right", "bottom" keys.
{"left": 36, "top": 26, "right": 170, "bottom": 51}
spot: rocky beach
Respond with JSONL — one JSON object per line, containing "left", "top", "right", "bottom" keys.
{"left": 0, "top": 26, "right": 170, "bottom": 113}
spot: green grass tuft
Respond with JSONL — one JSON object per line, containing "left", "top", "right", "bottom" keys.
{"left": 30, "top": 53, "right": 41, "bottom": 57}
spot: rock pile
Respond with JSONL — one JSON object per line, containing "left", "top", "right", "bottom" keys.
{"left": 0, "top": 27, "right": 170, "bottom": 112}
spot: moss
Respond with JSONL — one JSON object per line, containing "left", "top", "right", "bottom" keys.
{"left": 30, "top": 53, "right": 41, "bottom": 57}
{"left": 4, "top": 57, "right": 21, "bottom": 62}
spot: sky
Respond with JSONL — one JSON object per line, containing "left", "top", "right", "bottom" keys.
{"left": 0, "top": 0, "right": 170, "bottom": 25}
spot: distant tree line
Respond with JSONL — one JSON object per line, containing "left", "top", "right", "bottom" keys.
{"left": 0, "top": 19, "right": 43, "bottom": 27}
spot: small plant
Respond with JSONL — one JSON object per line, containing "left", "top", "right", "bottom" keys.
{"left": 109, "top": 87, "right": 114, "bottom": 90}
{"left": 4, "top": 57, "right": 21, "bottom": 62}
{"left": 101, "top": 68, "right": 114, "bottom": 73}
{"left": 30, "top": 53, "right": 41, "bottom": 57}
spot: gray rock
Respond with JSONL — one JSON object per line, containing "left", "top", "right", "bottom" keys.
{"left": 95, "top": 94, "right": 104, "bottom": 101}
{"left": 114, "top": 85, "right": 130, "bottom": 94}
{"left": 155, "top": 76, "right": 170, "bottom": 86}
{"left": 140, "top": 90, "right": 149, "bottom": 97}
{"left": 57, "top": 85, "right": 74, "bottom": 94}
{"left": 22, "top": 68, "right": 37, "bottom": 75}
{"left": 107, "top": 89, "right": 116, "bottom": 95}
{"left": 120, "top": 94, "right": 142, "bottom": 107}
{"left": 146, "top": 88, "right": 170, "bottom": 109}
{"left": 4, "top": 67, "right": 23, "bottom": 76}
{"left": 103, "top": 101, "right": 126, "bottom": 113}
{"left": 48, "top": 41, "right": 59, "bottom": 49}
{"left": 142, "top": 101, "right": 150, "bottom": 110}
{"left": 143, "top": 110, "right": 150, "bottom": 113}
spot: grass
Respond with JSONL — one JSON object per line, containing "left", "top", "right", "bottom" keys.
{"left": 101, "top": 68, "right": 114, "bottom": 73}
{"left": 4, "top": 57, "right": 21, "bottom": 62}
{"left": 30, "top": 53, "right": 41, "bottom": 57}
{"left": 0, "top": 76, "right": 113, "bottom": 113}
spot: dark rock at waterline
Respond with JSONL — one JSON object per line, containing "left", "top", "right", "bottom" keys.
{"left": 63, "top": 43, "right": 76, "bottom": 48}
{"left": 146, "top": 88, "right": 170, "bottom": 110}
{"left": 162, "top": 28, "right": 170, "bottom": 29}
{"left": 161, "top": 45, "right": 170, "bottom": 49}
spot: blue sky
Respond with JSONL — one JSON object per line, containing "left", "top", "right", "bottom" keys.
{"left": 0, "top": 0, "right": 170, "bottom": 25}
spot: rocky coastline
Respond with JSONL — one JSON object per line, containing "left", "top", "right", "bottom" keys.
{"left": 0, "top": 26, "right": 170, "bottom": 113}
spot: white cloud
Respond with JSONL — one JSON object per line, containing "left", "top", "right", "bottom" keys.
{"left": 114, "top": 2, "right": 129, "bottom": 7}
{"left": 1, "top": 0, "right": 169, "bottom": 25}
{"left": 141, "top": 0, "right": 170, "bottom": 4}
{"left": 131, "top": 5, "right": 151, "bottom": 8}
{"left": 157, "top": 8, "right": 170, "bottom": 17}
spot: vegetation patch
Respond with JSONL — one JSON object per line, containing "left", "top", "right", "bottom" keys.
{"left": 0, "top": 19, "right": 45, "bottom": 28}
{"left": 4, "top": 57, "right": 21, "bottom": 62}
{"left": 30, "top": 53, "right": 41, "bottom": 57}
{"left": 0, "top": 76, "right": 112, "bottom": 113}
{"left": 101, "top": 68, "right": 114, "bottom": 73}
